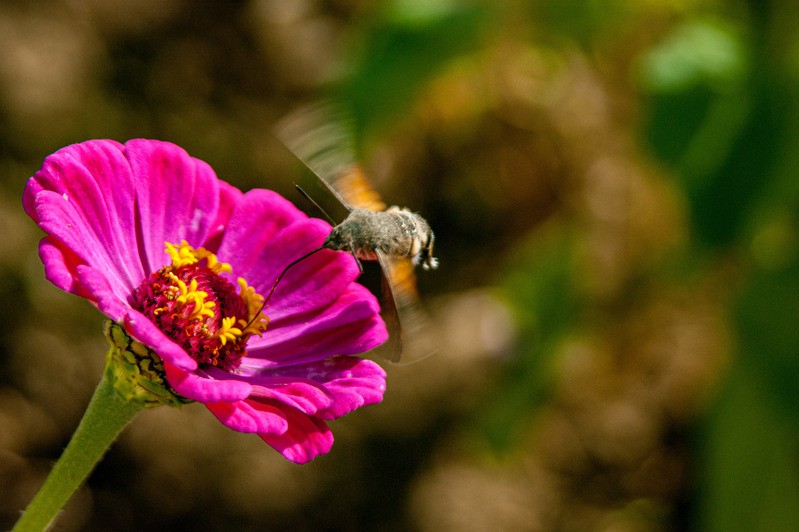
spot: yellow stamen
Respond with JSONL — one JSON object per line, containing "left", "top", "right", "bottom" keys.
{"left": 161, "top": 271, "right": 215, "bottom": 322}
{"left": 177, "top": 279, "right": 211, "bottom": 320}
{"left": 160, "top": 241, "right": 270, "bottom": 352}
{"left": 194, "top": 247, "right": 232, "bottom": 274}
{"left": 165, "top": 240, "right": 199, "bottom": 268}
{"left": 237, "top": 278, "right": 269, "bottom": 335}
{"left": 165, "top": 240, "right": 232, "bottom": 274}
{"left": 216, "top": 316, "right": 243, "bottom": 346}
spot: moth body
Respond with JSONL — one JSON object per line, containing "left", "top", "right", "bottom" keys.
{"left": 324, "top": 207, "right": 438, "bottom": 270}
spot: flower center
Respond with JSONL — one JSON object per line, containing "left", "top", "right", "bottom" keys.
{"left": 131, "top": 240, "right": 269, "bottom": 371}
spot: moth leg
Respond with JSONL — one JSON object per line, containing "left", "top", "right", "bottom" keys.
{"left": 348, "top": 245, "right": 364, "bottom": 273}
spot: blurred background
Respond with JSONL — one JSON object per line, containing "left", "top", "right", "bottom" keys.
{"left": 1, "top": 0, "right": 798, "bottom": 530}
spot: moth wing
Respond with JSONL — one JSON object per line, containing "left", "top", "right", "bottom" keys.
{"left": 275, "top": 101, "right": 386, "bottom": 213}
{"left": 276, "top": 103, "right": 435, "bottom": 363}
{"left": 372, "top": 251, "right": 437, "bottom": 364}
{"left": 333, "top": 165, "right": 387, "bottom": 212}
{"left": 373, "top": 251, "right": 403, "bottom": 362}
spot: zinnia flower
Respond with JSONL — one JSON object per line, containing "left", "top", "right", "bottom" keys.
{"left": 23, "top": 139, "right": 388, "bottom": 463}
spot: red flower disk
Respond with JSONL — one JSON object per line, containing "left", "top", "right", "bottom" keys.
{"left": 23, "top": 139, "right": 388, "bottom": 463}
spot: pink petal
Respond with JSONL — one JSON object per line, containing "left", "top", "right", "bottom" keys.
{"left": 125, "top": 139, "right": 222, "bottom": 272}
{"left": 222, "top": 215, "right": 359, "bottom": 321}
{"left": 248, "top": 380, "right": 334, "bottom": 415}
{"left": 75, "top": 264, "right": 132, "bottom": 321}
{"left": 215, "top": 189, "right": 310, "bottom": 273}
{"left": 247, "top": 282, "right": 388, "bottom": 365}
{"left": 261, "top": 223, "right": 360, "bottom": 319}
{"left": 164, "top": 363, "right": 253, "bottom": 402}
{"left": 27, "top": 141, "right": 146, "bottom": 298}
{"left": 203, "top": 180, "right": 244, "bottom": 251}
{"left": 241, "top": 356, "right": 387, "bottom": 420}
{"left": 23, "top": 140, "right": 124, "bottom": 224}
{"left": 206, "top": 398, "right": 290, "bottom": 434}
{"left": 309, "top": 358, "right": 386, "bottom": 419}
{"left": 23, "top": 139, "right": 231, "bottom": 306}
{"left": 123, "top": 312, "right": 198, "bottom": 370}
{"left": 258, "top": 406, "right": 334, "bottom": 464}
{"left": 38, "top": 237, "right": 90, "bottom": 298}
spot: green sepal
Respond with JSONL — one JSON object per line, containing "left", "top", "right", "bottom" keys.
{"left": 104, "top": 320, "right": 193, "bottom": 408}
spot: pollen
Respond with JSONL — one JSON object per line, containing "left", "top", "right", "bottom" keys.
{"left": 131, "top": 241, "right": 269, "bottom": 371}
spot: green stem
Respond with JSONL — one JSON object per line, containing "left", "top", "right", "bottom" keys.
{"left": 13, "top": 373, "right": 146, "bottom": 532}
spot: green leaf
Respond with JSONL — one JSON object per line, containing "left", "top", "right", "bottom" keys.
{"left": 735, "top": 242, "right": 799, "bottom": 424}
{"left": 475, "top": 226, "right": 580, "bottom": 452}
{"left": 639, "top": 19, "right": 747, "bottom": 93}
{"left": 638, "top": 18, "right": 763, "bottom": 249}
{"left": 337, "top": 1, "right": 487, "bottom": 143}
{"left": 696, "top": 364, "right": 799, "bottom": 532}
{"left": 533, "top": 0, "right": 627, "bottom": 45}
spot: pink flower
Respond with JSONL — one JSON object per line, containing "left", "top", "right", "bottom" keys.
{"left": 23, "top": 139, "right": 388, "bottom": 463}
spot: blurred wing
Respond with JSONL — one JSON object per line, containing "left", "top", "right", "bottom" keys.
{"left": 372, "top": 251, "right": 437, "bottom": 364}
{"left": 275, "top": 101, "right": 386, "bottom": 212}
{"left": 333, "top": 165, "right": 387, "bottom": 212}
{"left": 375, "top": 253, "right": 402, "bottom": 363}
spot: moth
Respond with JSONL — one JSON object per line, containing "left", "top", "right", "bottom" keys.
{"left": 268, "top": 102, "right": 438, "bottom": 363}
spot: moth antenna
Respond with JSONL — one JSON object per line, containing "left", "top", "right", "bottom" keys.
{"left": 294, "top": 183, "right": 336, "bottom": 225}
{"left": 247, "top": 245, "right": 326, "bottom": 328}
